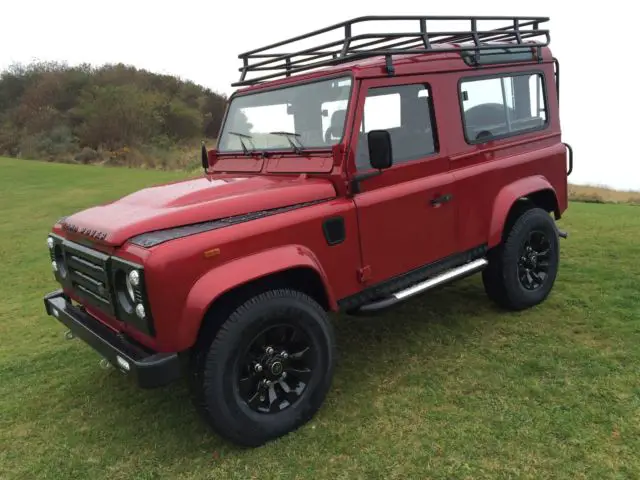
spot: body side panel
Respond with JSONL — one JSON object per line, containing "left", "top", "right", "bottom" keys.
{"left": 138, "top": 198, "right": 361, "bottom": 352}
{"left": 346, "top": 73, "right": 457, "bottom": 285}
{"left": 435, "top": 62, "right": 566, "bottom": 252}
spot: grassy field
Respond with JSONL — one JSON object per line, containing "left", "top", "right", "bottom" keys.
{"left": 1, "top": 156, "right": 639, "bottom": 479}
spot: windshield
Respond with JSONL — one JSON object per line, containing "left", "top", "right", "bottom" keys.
{"left": 218, "top": 76, "right": 352, "bottom": 153}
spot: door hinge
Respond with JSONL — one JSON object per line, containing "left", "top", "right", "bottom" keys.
{"left": 358, "top": 265, "right": 372, "bottom": 283}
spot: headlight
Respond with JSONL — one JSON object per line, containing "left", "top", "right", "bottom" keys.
{"left": 125, "top": 271, "right": 138, "bottom": 302}
{"left": 128, "top": 270, "right": 140, "bottom": 287}
{"left": 115, "top": 270, "right": 135, "bottom": 312}
{"left": 111, "top": 260, "right": 154, "bottom": 336}
{"left": 48, "top": 236, "right": 67, "bottom": 279}
{"left": 135, "top": 304, "right": 146, "bottom": 319}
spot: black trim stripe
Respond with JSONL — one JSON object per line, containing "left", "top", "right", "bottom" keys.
{"left": 129, "top": 198, "right": 331, "bottom": 248}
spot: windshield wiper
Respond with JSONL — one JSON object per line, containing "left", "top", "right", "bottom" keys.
{"left": 269, "top": 131, "right": 304, "bottom": 154}
{"left": 227, "top": 131, "right": 256, "bottom": 156}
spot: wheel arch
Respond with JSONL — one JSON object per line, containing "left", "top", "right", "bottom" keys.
{"left": 179, "top": 245, "right": 336, "bottom": 351}
{"left": 489, "top": 176, "right": 559, "bottom": 248}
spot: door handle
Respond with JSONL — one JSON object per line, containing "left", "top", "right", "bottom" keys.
{"left": 430, "top": 193, "right": 453, "bottom": 207}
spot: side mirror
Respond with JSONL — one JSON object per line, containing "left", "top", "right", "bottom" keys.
{"left": 367, "top": 130, "right": 393, "bottom": 170}
{"left": 201, "top": 143, "right": 217, "bottom": 171}
{"left": 201, "top": 142, "right": 209, "bottom": 171}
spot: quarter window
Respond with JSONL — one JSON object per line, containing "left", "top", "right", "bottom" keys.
{"left": 460, "top": 73, "right": 547, "bottom": 143}
{"left": 356, "top": 84, "right": 437, "bottom": 171}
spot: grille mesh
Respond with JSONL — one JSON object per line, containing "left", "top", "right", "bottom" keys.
{"left": 63, "top": 242, "right": 112, "bottom": 313}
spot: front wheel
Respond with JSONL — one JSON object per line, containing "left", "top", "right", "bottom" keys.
{"left": 188, "top": 289, "right": 335, "bottom": 447}
{"left": 482, "top": 207, "right": 560, "bottom": 311}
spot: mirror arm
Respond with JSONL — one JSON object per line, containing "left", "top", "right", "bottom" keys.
{"left": 350, "top": 170, "right": 382, "bottom": 194}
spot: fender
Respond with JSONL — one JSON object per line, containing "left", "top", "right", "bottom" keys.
{"left": 488, "top": 175, "right": 557, "bottom": 248}
{"left": 177, "top": 244, "right": 336, "bottom": 349}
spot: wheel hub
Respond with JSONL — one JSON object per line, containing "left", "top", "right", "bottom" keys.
{"left": 260, "top": 350, "right": 287, "bottom": 380}
{"left": 517, "top": 230, "right": 552, "bottom": 291}
{"left": 524, "top": 250, "right": 538, "bottom": 268}
{"left": 269, "top": 360, "right": 283, "bottom": 376}
{"left": 237, "top": 326, "right": 314, "bottom": 414}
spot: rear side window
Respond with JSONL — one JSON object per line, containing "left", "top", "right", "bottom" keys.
{"left": 460, "top": 72, "right": 547, "bottom": 143}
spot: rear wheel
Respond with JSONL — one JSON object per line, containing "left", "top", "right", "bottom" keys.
{"left": 188, "top": 289, "right": 335, "bottom": 447}
{"left": 482, "top": 207, "right": 560, "bottom": 310}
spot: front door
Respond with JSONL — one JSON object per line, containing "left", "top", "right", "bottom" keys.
{"left": 350, "top": 76, "right": 457, "bottom": 286}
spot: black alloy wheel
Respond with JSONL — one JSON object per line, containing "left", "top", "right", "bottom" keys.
{"left": 482, "top": 207, "right": 560, "bottom": 311}
{"left": 187, "top": 289, "right": 335, "bottom": 447}
{"left": 237, "top": 324, "right": 315, "bottom": 414}
{"left": 517, "top": 230, "right": 552, "bottom": 291}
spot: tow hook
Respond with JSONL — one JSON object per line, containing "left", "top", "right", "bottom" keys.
{"left": 554, "top": 222, "right": 568, "bottom": 239}
{"left": 64, "top": 330, "right": 75, "bottom": 340}
{"left": 99, "top": 358, "right": 112, "bottom": 370}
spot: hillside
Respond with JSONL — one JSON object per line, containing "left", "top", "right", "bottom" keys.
{"left": 569, "top": 184, "right": 640, "bottom": 205}
{"left": 0, "top": 61, "right": 228, "bottom": 168}
{"left": 1, "top": 156, "right": 639, "bottom": 478}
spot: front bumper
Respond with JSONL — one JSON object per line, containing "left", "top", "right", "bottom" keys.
{"left": 43, "top": 290, "right": 181, "bottom": 389}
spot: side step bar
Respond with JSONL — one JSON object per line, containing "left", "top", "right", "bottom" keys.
{"left": 357, "top": 258, "right": 489, "bottom": 313}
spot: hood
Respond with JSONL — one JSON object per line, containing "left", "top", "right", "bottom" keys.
{"left": 56, "top": 174, "right": 336, "bottom": 246}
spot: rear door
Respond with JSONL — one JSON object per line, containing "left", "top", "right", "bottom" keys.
{"left": 349, "top": 75, "right": 457, "bottom": 285}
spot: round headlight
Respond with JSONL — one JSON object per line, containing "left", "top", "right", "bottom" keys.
{"left": 47, "top": 237, "right": 55, "bottom": 249}
{"left": 52, "top": 260, "right": 58, "bottom": 272}
{"left": 125, "top": 274, "right": 136, "bottom": 302}
{"left": 128, "top": 270, "right": 140, "bottom": 287}
{"left": 115, "top": 270, "right": 134, "bottom": 314}
{"left": 53, "top": 245, "right": 67, "bottom": 278}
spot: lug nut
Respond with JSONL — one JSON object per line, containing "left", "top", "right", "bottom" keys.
{"left": 260, "top": 395, "right": 265, "bottom": 401}
{"left": 281, "top": 372, "right": 287, "bottom": 379}
{"left": 254, "top": 363, "right": 263, "bottom": 373}
{"left": 281, "top": 351, "right": 288, "bottom": 359}
{"left": 265, "top": 346, "right": 274, "bottom": 355}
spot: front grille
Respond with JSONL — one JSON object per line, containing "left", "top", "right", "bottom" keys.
{"left": 62, "top": 241, "right": 114, "bottom": 315}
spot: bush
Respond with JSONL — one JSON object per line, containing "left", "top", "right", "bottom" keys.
{"left": 74, "top": 147, "right": 99, "bottom": 164}
{"left": 73, "top": 85, "right": 163, "bottom": 149}
{"left": 0, "top": 61, "right": 228, "bottom": 166}
{"left": 160, "top": 99, "right": 202, "bottom": 141}
{"left": 0, "top": 121, "right": 20, "bottom": 156}
{"left": 569, "top": 192, "right": 605, "bottom": 204}
{"left": 19, "top": 125, "right": 77, "bottom": 161}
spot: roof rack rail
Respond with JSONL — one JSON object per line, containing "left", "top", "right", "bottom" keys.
{"left": 233, "top": 15, "right": 550, "bottom": 87}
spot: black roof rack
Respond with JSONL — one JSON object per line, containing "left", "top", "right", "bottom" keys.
{"left": 233, "top": 15, "right": 550, "bottom": 87}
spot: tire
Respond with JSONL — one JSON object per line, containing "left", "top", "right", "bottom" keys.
{"left": 188, "top": 289, "right": 335, "bottom": 447}
{"left": 482, "top": 207, "right": 559, "bottom": 311}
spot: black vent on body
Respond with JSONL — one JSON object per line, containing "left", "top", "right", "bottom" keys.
{"left": 323, "top": 217, "right": 346, "bottom": 246}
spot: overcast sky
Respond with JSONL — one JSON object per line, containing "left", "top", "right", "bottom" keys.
{"left": 3, "top": 0, "right": 637, "bottom": 190}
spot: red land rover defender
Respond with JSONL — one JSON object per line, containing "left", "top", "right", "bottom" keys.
{"left": 43, "top": 16, "right": 572, "bottom": 446}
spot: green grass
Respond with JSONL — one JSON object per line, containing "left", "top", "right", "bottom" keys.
{"left": 1, "top": 156, "right": 639, "bottom": 479}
